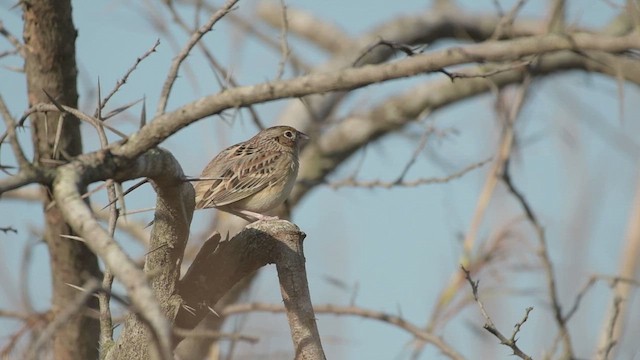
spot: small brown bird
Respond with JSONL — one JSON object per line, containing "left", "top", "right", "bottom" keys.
{"left": 194, "top": 126, "right": 308, "bottom": 222}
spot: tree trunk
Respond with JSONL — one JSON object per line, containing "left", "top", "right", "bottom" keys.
{"left": 22, "top": 1, "right": 101, "bottom": 359}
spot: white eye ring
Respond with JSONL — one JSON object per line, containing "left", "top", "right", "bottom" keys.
{"left": 284, "top": 130, "right": 294, "bottom": 139}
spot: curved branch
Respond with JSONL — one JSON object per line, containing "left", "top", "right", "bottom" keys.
{"left": 52, "top": 148, "right": 194, "bottom": 360}
{"left": 272, "top": 5, "right": 547, "bottom": 131}
{"left": 290, "top": 50, "right": 640, "bottom": 204}
{"left": 113, "top": 31, "right": 640, "bottom": 160}
{"left": 175, "top": 220, "right": 325, "bottom": 359}
{"left": 156, "top": 0, "right": 239, "bottom": 116}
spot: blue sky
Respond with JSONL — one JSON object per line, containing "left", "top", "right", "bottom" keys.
{"left": 1, "top": 0, "right": 639, "bottom": 359}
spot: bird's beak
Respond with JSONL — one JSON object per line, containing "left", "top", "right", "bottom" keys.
{"left": 298, "top": 131, "right": 310, "bottom": 143}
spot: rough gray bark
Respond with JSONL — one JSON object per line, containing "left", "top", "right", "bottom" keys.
{"left": 22, "top": 0, "right": 101, "bottom": 358}
{"left": 107, "top": 150, "right": 195, "bottom": 360}
{"left": 52, "top": 148, "right": 192, "bottom": 360}
{"left": 173, "top": 221, "right": 325, "bottom": 359}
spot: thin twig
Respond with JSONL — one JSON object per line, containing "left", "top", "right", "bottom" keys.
{"left": 546, "top": 0, "right": 567, "bottom": 33}
{"left": 491, "top": 0, "right": 529, "bottom": 39}
{"left": 328, "top": 158, "right": 490, "bottom": 189}
{"left": 0, "top": 226, "right": 18, "bottom": 234}
{"left": 25, "top": 279, "right": 101, "bottom": 360}
{"left": 172, "top": 327, "right": 258, "bottom": 343}
{"left": 22, "top": 103, "right": 127, "bottom": 139}
{"left": 439, "top": 60, "right": 534, "bottom": 82}
{"left": 394, "top": 125, "right": 436, "bottom": 183}
{"left": 0, "top": 95, "right": 29, "bottom": 168}
{"left": 95, "top": 39, "right": 160, "bottom": 118}
{"left": 422, "top": 79, "right": 532, "bottom": 358}
{"left": 597, "top": 297, "right": 622, "bottom": 360}
{"left": 156, "top": 0, "right": 239, "bottom": 116}
{"left": 502, "top": 157, "right": 575, "bottom": 358}
{"left": 162, "top": 2, "right": 264, "bottom": 129}
{"left": 275, "top": 0, "right": 291, "bottom": 80}
{"left": 222, "top": 303, "right": 465, "bottom": 360}
{"left": 462, "top": 266, "right": 533, "bottom": 360}
{"left": 0, "top": 20, "right": 25, "bottom": 57}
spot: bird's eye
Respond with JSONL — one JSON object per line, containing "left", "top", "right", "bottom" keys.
{"left": 284, "top": 130, "right": 294, "bottom": 139}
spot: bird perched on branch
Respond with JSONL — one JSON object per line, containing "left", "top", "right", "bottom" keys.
{"left": 194, "top": 126, "right": 309, "bottom": 222}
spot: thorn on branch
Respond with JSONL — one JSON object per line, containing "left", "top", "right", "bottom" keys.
{"left": 0, "top": 226, "right": 17, "bottom": 234}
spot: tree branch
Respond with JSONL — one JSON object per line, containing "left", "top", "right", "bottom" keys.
{"left": 174, "top": 220, "right": 325, "bottom": 358}
{"left": 114, "top": 31, "right": 640, "bottom": 161}
{"left": 223, "top": 303, "right": 465, "bottom": 360}
{"left": 156, "top": 0, "right": 239, "bottom": 116}
{"left": 462, "top": 266, "right": 533, "bottom": 360}
{"left": 52, "top": 148, "right": 194, "bottom": 360}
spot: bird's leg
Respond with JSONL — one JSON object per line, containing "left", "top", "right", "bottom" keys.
{"left": 238, "top": 209, "right": 280, "bottom": 222}
{"left": 223, "top": 208, "right": 279, "bottom": 222}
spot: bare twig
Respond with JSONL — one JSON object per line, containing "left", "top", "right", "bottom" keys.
{"left": 0, "top": 94, "right": 30, "bottom": 168}
{"left": 328, "top": 158, "right": 490, "bottom": 189}
{"left": 597, "top": 297, "right": 623, "bottom": 360}
{"left": 491, "top": 0, "right": 529, "bottom": 39}
{"left": 596, "top": 176, "right": 640, "bottom": 359}
{"left": 418, "top": 79, "right": 532, "bottom": 360}
{"left": 462, "top": 266, "right": 533, "bottom": 360}
{"left": 116, "top": 31, "right": 640, "bottom": 159}
{"left": 173, "top": 327, "right": 258, "bottom": 343}
{"left": 0, "top": 309, "right": 31, "bottom": 320}
{"left": 275, "top": 0, "right": 291, "bottom": 80}
{"left": 22, "top": 103, "right": 127, "bottom": 139}
{"left": 95, "top": 39, "right": 160, "bottom": 118}
{"left": 395, "top": 125, "right": 437, "bottom": 183}
{"left": 226, "top": 11, "right": 310, "bottom": 74}
{"left": 502, "top": 157, "right": 575, "bottom": 358}
{"left": 0, "top": 226, "right": 18, "bottom": 234}
{"left": 0, "top": 20, "right": 25, "bottom": 57}
{"left": 256, "top": 2, "right": 352, "bottom": 54}
{"left": 439, "top": 59, "right": 534, "bottom": 81}
{"left": 162, "top": 2, "right": 265, "bottom": 130}
{"left": 156, "top": 0, "right": 239, "bottom": 116}
{"left": 25, "top": 279, "right": 101, "bottom": 360}
{"left": 222, "top": 303, "right": 465, "bottom": 360}
{"left": 546, "top": 0, "right": 567, "bottom": 33}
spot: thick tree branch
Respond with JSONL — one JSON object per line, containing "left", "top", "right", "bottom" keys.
{"left": 272, "top": 4, "right": 549, "bottom": 131}
{"left": 109, "top": 166, "right": 194, "bottom": 359}
{"left": 291, "top": 50, "right": 640, "bottom": 205}
{"left": 52, "top": 148, "right": 193, "bottom": 360}
{"left": 114, "top": 31, "right": 640, "bottom": 161}
{"left": 175, "top": 220, "right": 325, "bottom": 358}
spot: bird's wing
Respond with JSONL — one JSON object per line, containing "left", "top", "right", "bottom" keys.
{"left": 194, "top": 143, "right": 288, "bottom": 209}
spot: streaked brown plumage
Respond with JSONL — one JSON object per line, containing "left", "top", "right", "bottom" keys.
{"left": 194, "top": 126, "right": 308, "bottom": 222}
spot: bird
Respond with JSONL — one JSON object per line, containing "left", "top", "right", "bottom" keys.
{"left": 194, "top": 126, "right": 309, "bottom": 222}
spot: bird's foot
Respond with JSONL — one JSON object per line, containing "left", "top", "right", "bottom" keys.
{"left": 237, "top": 210, "right": 279, "bottom": 222}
